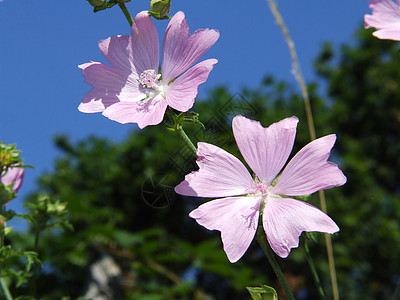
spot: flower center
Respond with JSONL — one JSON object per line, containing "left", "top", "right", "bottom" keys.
{"left": 250, "top": 177, "right": 270, "bottom": 197}
{"left": 139, "top": 69, "right": 161, "bottom": 90}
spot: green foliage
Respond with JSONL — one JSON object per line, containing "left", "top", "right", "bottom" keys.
{"left": 314, "top": 26, "right": 400, "bottom": 299}
{"left": 0, "top": 246, "right": 40, "bottom": 287}
{"left": 247, "top": 285, "right": 278, "bottom": 300}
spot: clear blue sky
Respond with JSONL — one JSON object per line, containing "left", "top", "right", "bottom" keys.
{"left": 1, "top": 1, "right": 368, "bottom": 217}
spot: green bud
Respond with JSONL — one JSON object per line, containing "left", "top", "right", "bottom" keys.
{"left": 149, "top": 0, "right": 171, "bottom": 20}
{"left": 87, "top": 0, "right": 106, "bottom": 7}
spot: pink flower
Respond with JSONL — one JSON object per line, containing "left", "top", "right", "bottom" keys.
{"left": 175, "top": 116, "right": 347, "bottom": 262}
{"left": 79, "top": 11, "right": 219, "bottom": 129}
{"left": 365, "top": 0, "right": 400, "bottom": 40}
{"left": 1, "top": 166, "right": 25, "bottom": 193}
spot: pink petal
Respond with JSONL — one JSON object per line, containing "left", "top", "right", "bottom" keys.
{"left": 78, "top": 62, "right": 146, "bottom": 112}
{"left": 175, "top": 142, "right": 254, "bottom": 198}
{"left": 271, "top": 135, "right": 347, "bottom": 196}
{"left": 1, "top": 167, "right": 25, "bottom": 193}
{"left": 166, "top": 59, "right": 218, "bottom": 112}
{"left": 189, "top": 196, "right": 261, "bottom": 263}
{"left": 263, "top": 197, "right": 339, "bottom": 258}
{"left": 161, "top": 11, "right": 219, "bottom": 83}
{"left": 365, "top": 0, "right": 400, "bottom": 41}
{"left": 102, "top": 96, "right": 167, "bottom": 129}
{"left": 131, "top": 11, "right": 159, "bottom": 74}
{"left": 78, "top": 89, "right": 117, "bottom": 113}
{"left": 98, "top": 35, "right": 135, "bottom": 74}
{"left": 232, "top": 115, "right": 298, "bottom": 186}
{"left": 372, "top": 29, "right": 400, "bottom": 40}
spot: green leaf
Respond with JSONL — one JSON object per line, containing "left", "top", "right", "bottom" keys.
{"left": 247, "top": 285, "right": 278, "bottom": 300}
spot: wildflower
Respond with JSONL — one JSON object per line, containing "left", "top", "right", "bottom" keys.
{"left": 1, "top": 166, "right": 25, "bottom": 193}
{"left": 79, "top": 11, "right": 219, "bottom": 128}
{"left": 175, "top": 115, "right": 346, "bottom": 262}
{"left": 365, "top": 0, "right": 400, "bottom": 40}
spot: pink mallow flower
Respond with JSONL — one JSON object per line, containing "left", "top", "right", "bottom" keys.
{"left": 79, "top": 11, "right": 219, "bottom": 129}
{"left": 365, "top": 0, "right": 400, "bottom": 41}
{"left": 175, "top": 115, "right": 347, "bottom": 263}
{"left": 1, "top": 166, "right": 25, "bottom": 193}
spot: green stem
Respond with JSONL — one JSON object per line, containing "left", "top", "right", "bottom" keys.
{"left": 303, "top": 239, "right": 325, "bottom": 300}
{"left": 256, "top": 227, "right": 296, "bottom": 300}
{"left": 0, "top": 205, "right": 5, "bottom": 248}
{"left": 176, "top": 126, "right": 197, "bottom": 156}
{"left": 34, "top": 230, "right": 40, "bottom": 252}
{"left": 0, "top": 276, "right": 13, "bottom": 300}
{"left": 118, "top": 1, "right": 133, "bottom": 27}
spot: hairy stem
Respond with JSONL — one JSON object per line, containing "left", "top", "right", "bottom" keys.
{"left": 118, "top": 1, "right": 133, "bottom": 27}
{"left": 264, "top": 1, "right": 339, "bottom": 299}
{"left": 176, "top": 126, "right": 197, "bottom": 156}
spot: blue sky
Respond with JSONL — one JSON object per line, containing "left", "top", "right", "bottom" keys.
{"left": 1, "top": 1, "right": 369, "bottom": 218}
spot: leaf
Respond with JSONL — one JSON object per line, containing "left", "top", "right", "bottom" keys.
{"left": 247, "top": 285, "right": 278, "bottom": 300}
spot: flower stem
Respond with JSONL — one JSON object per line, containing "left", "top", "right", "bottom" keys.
{"left": 0, "top": 276, "right": 12, "bottom": 300}
{"left": 176, "top": 126, "right": 197, "bottom": 156}
{"left": 118, "top": 1, "right": 133, "bottom": 27}
{"left": 303, "top": 239, "right": 325, "bottom": 300}
{"left": 265, "top": 1, "right": 339, "bottom": 299}
{"left": 256, "top": 226, "right": 296, "bottom": 300}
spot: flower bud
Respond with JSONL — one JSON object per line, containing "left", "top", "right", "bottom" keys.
{"left": 1, "top": 166, "right": 25, "bottom": 193}
{"left": 149, "top": 0, "right": 171, "bottom": 19}
{"left": 87, "top": 0, "right": 106, "bottom": 7}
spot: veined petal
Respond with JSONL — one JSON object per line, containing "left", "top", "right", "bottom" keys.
{"left": 98, "top": 35, "right": 135, "bottom": 74}
{"left": 161, "top": 11, "right": 219, "bottom": 83}
{"left": 166, "top": 59, "right": 218, "bottom": 112}
{"left": 189, "top": 196, "right": 261, "bottom": 263}
{"left": 271, "top": 134, "right": 347, "bottom": 196}
{"left": 131, "top": 11, "right": 159, "bottom": 74}
{"left": 80, "top": 62, "right": 130, "bottom": 90}
{"left": 365, "top": 0, "right": 400, "bottom": 41}
{"left": 263, "top": 197, "right": 339, "bottom": 258}
{"left": 232, "top": 115, "right": 298, "bottom": 186}
{"left": 175, "top": 142, "right": 254, "bottom": 198}
{"left": 79, "top": 62, "right": 146, "bottom": 111}
{"left": 102, "top": 95, "right": 167, "bottom": 128}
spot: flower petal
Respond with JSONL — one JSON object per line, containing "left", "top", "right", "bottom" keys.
{"left": 98, "top": 35, "right": 135, "bottom": 74}
{"left": 78, "top": 89, "right": 117, "bottom": 113}
{"left": 161, "top": 11, "right": 219, "bottom": 83}
{"left": 166, "top": 59, "right": 218, "bottom": 112}
{"left": 271, "top": 134, "right": 347, "bottom": 196}
{"left": 175, "top": 142, "right": 254, "bottom": 198}
{"left": 365, "top": 0, "right": 400, "bottom": 41}
{"left": 232, "top": 115, "right": 299, "bottom": 186}
{"left": 190, "top": 196, "right": 260, "bottom": 263}
{"left": 102, "top": 96, "right": 167, "bottom": 128}
{"left": 131, "top": 11, "right": 159, "bottom": 74}
{"left": 78, "top": 62, "right": 146, "bottom": 112}
{"left": 263, "top": 197, "right": 339, "bottom": 258}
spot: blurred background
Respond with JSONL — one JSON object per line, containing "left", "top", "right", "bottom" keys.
{"left": 2, "top": 1, "right": 400, "bottom": 299}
